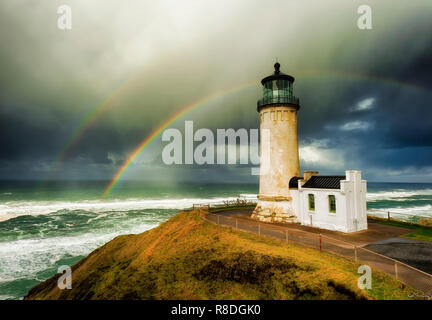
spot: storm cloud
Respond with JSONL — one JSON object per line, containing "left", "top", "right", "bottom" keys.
{"left": 0, "top": 0, "right": 431, "bottom": 182}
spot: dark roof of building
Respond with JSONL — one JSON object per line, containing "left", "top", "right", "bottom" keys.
{"left": 261, "top": 63, "right": 295, "bottom": 85}
{"left": 289, "top": 176, "right": 303, "bottom": 188}
{"left": 302, "top": 176, "right": 346, "bottom": 189}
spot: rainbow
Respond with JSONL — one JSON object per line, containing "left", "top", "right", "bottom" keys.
{"left": 40, "top": 70, "right": 146, "bottom": 185}
{"left": 101, "top": 70, "right": 431, "bottom": 197}
{"left": 101, "top": 81, "right": 256, "bottom": 197}
{"left": 302, "top": 70, "right": 430, "bottom": 93}
{"left": 38, "top": 66, "right": 430, "bottom": 193}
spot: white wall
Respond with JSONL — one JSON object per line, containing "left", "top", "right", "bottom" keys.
{"left": 252, "top": 105, "right": 300, "bottom": 222}
{"left": 292, "top": 170, "right": 367, "bottom": 233}
{"left": 341, "top": 170, "right": 368, "bottom": 232}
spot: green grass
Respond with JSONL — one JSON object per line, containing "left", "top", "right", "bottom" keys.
{"left": 370, "top": 217, "right": 432, "bottom": 242}
{"left": 402, "top": 228, "right": 432, "bottom": 242}
{"left": 26, "top": 210, "right": 416, "bottom": 300}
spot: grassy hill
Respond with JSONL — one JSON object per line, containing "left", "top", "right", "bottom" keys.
{"left": 25, "top": 210, "right": 413, "bottom": 300}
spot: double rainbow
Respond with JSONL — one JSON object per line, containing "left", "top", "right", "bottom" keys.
{"left": 101, "top": 82, "right": 256, "bottom": 197}
{"left": 42, "top": 69, "right": 430, "bottom": 197}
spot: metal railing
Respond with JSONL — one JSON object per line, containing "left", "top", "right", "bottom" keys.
{"left": 190, "top": 203, "right": 432, "bottom": 227}
{"left": 194, "top": 205, "right": 431, "bottom": 227}
{"left": 257, "top": 95, "right": 299, "bottom": 108}
{"left": 203, "top": 210, "right": 432, "bottom": 297}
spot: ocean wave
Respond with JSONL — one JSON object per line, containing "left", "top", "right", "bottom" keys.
{"left": 0, "top": 195, "right": 258, "bottom": 222}
{"left": 368, "top": 204, "right": 432, "bottom": 217}
{"left": 366, "top": 189, "right": 432, "bottom": 201}
{"left": 0, "top": 221, "right": 158, "bottom": 287}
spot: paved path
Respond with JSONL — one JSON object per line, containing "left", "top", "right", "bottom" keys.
{"left": 215, "top": 208, "right": 414, "bottom": 247}
{"left": 365, "top": 238, "right": 432, "bottom": 274}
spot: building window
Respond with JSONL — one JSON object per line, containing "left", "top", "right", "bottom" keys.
{"left": 329, "top": 195, "right": 336, "bottom": 213}
{"left": 308, "top": 194, "right": 315, "bottom": 211}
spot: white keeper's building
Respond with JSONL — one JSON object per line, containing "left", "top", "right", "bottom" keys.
{"left": 290, "top": 170, "right": 367, "bottom": 233}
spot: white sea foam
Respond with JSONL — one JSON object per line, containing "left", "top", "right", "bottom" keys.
{"left": 366, "top": 189, "right": 432, "bottom": 201}
{"left": 0, "top": 195, "right": 258, "bottom": 222}
{"left": 0, "top": 218, "right": 159, "bottom": 298}
{"left": 368, "top": 204, "right": 432, "bottom": 218}
{"left": 365, "top": 189, "right": 432, "bottom": 217}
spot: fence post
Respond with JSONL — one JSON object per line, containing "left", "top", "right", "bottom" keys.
{"left": 236, "top": 219, "right": 238, "bottom": 230}
{"left": 387, "top": 211, "right": 390, "bottom": 221}
{"left": 394, "top": 262, "right": 398, "bottom": 279}
{"left": 354, "top": 246, "right": 357, "bottom": 262}
{"left": 258, "top": 224, "right": 261, "bottom": 236}
{"left": 286, "top": 230, "right": 288, "bottom": 243}
{"left": 319, "top": 233, "right": 322, "bottom": 252}
{"left": 217, "top": 215, "right": 220, "bottom": 225}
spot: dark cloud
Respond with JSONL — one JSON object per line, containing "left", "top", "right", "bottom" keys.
{"left": 0, "top": 1, "right": 431, "bottom": 182}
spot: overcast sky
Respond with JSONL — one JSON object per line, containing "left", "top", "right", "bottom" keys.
{"left": 0, "top": 0, "right": 431, "bottom": 183}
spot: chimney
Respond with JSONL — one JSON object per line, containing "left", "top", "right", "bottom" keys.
{"left": 303, "top": 170, "right": 319, "bottom": 182}
{"left": 346, "top": 170, "right": 361, "bottom": 182}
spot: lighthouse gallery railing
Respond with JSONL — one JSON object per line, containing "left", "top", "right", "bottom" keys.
{"left": 257, "top": 95, "right": 300, "bottom": 108}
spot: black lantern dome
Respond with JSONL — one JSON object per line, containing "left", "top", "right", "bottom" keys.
{"left": 257, "top": 63, "right": 299, "bottom": 111}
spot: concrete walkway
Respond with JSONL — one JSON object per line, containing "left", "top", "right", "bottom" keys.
{"left": 216, "top": 208, "right": 415, "bottom": 247}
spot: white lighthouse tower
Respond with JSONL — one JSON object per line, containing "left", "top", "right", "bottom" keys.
{"left": 252, "top": 62, "right": 301, "bottom": 223}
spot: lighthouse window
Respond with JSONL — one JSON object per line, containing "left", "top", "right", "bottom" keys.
{"left": 308, "top": 194, "right": 315, "bottom": 211}
{"left": 263, "top": 83, "right": 272, "bottom": 99}
{"left": 329, "top": 195, "right": 336, "bottom": 213}
{"left": 262, "top": 78, "right": 293, "bottom": 104}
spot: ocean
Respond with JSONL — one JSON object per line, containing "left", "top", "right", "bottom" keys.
{"left": 0, "top": 180, "right": 431, "bottom": 300}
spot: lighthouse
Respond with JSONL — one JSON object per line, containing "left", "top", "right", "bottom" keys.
{"left": 252, "top": 62, "right": 301, "bottom": 223}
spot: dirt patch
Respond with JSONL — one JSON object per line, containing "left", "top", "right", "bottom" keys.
{"left": 194, "top": 250, "right": 363, "bottom": 299}
{"left": 195, "top": 250, "right": 312, "bottom": 284}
